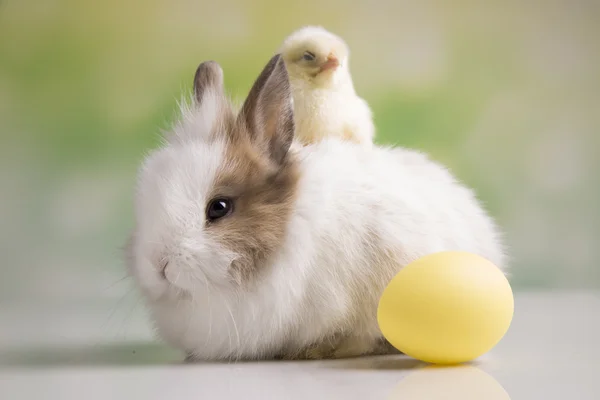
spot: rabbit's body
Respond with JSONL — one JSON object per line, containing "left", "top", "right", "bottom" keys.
{"left": 127, "top": 56, "right": 506, "bottom": 362}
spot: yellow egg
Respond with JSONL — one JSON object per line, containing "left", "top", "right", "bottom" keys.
{"left": 377, "top": 251, "right": 514, "bottom": 365}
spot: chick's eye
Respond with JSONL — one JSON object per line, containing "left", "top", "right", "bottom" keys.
{"left": 206, "top": 198, "right": 233, "bottom": 222}
{"left": 302, "top": 51, "right": 316, "bottom": 61}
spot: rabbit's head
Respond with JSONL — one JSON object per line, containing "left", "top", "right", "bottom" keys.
{"left": 126, "top": 55, "right": 300, "bottom": 300}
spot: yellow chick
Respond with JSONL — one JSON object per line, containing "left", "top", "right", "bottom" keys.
{"left": 279, "top": 26, "right": 375, "bottom": 146}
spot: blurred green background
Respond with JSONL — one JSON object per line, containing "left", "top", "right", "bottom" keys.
{"left": 1, "top": 0, "right": 599, "bottom": 322}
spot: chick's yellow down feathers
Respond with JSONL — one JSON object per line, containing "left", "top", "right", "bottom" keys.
{"left": 279, "top": 26, "right": 375, "bottom": 146}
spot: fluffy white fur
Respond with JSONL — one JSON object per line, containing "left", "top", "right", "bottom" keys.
{"left": 280, "top": 26, "right": 375, "bottom": 146}
{"left": 128, "top": 104, "right": 506, "bottom": 361}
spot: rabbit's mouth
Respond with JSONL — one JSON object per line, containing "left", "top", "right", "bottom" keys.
{"left": 160, "top": 260, "right": 197, "bottom": 293}
{"left": 159, "top": 260, "right": 169, "bottom": 280}
{"left": 155, "top": 242, "right": 241, "bottom": 292}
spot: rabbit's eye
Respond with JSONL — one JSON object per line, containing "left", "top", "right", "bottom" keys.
{"left": 302, "top": 51, "right": 316, "bottom": 61}
{"left": 206, "top": 198, "right": 233, "bottom": 222}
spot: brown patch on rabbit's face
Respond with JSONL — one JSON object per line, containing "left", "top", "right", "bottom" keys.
{"left": 206, "top": 137, "right": 299, "bottom": 284}
{"left": 187, "top": 54, "right": 299, "bottom": 285}
{"left": 205, "top": 54, "right": 298, "bottom": 285}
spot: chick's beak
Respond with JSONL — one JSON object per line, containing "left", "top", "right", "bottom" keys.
{"left": 319, "top": 54, "right": 339, "bottom": 73}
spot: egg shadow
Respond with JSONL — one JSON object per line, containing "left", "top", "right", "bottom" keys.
{"left": 321, "top": 354, "right": 427, "bottom": 371}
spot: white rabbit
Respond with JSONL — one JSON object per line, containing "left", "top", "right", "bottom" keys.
{"left": 125, "top": 54, "right": 506, "bottom": 361}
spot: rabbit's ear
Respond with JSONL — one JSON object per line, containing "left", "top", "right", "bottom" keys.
{"left": 238, "top": 54, "right": 295, "bottom": 166}
{"left": 167, "top": 60, "right": 233, "bottom": 144}
{"left": 193, "top": 60, "right": 225, "bottom": 106}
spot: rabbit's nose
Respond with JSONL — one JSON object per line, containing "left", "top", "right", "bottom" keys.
{"left": 167, "top": 238, "right": 204, "bottom": 265}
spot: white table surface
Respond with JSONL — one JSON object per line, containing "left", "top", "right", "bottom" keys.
{"left": 1, "top": 291, "right": 599, "bottom": 400}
